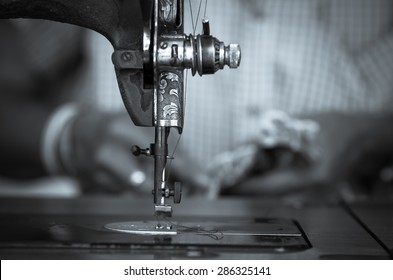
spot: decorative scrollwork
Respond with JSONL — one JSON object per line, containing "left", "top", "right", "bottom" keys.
{"left": 160, "top": 0, "right": 176, "bottom": 23}
{"left": 158, "top": 71, "right": 181, "bottom": 121}
{"left": 159, "top": 78, "right": 168, "bottom": 90}
{"left": 169, "top": 88, "right": 179, "bottom": 98}
{"left": 163, "top": 102, "right": 179, "bottom": 117}
{"left": 165, "top": 72, "right": 180, "bottom": 83}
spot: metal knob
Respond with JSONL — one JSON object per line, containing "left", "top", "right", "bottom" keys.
{"left": 189, "top": 35, "right": 241, "bottom": 76}
{"left": 225, "top": 44, "right": 241, "bottom": 69}
{"left": 162, "top": 182, "right": 182, "bottom": 204}
{"left": 131, "top": 145, "right": 151, "bottom": 157}
{"left": 172, "top": 182, "right": 182, "bottom": 204}
{"left": 156, "top": 19, "right": 241, "bottom": 76}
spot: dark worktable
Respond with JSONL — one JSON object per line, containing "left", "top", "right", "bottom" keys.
{"left": 0, "top": 196, "right": 392, "bottom": 259}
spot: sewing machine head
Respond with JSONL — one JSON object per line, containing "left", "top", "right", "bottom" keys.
{"left": 110, "top": 0, "right": 241, "bottom": 217}
{"left": 0, "top": 0, "right": 241, "bottom": 217}
{"left": 126, "top": 0, "right": 241, "bottom": 217}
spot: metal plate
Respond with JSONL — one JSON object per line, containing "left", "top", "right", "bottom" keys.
{"left": 105, "top": 221, "right": 178, "bottom": 235}
{"left": 104, "top": 219, "right": 302, "bottom": 237}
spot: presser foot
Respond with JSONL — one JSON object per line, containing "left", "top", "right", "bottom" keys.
{"left": 155, "top": 204, "right": 173, "bottom": 217}
{"left": 152, "top": 182, "right": 182, "bottom": 217}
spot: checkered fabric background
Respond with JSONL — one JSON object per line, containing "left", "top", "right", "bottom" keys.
{"left": 85, "top": 0, "right": 393, "bottom": 171}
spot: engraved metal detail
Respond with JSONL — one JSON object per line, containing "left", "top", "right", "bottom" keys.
{"left": 163, "top": 102, "right": 179, "bottom": 117}
{"left": 160, "top": 0, "right": 176, "bottom": 23}
{"left": 157, "top": 72, "right": 182, "bottom": 126}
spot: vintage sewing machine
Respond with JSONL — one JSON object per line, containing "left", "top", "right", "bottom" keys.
{"left": 0, "top": 0, "right": 240, "bottom": 217}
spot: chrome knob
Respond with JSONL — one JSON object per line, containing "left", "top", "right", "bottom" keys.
{"left": 225, "top": 43, "right": 241, "bottom": 69}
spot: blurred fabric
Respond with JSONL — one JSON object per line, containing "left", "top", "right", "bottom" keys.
{"left": 0, "top": 0, "right": 393, "bottom": 198}
{"left": 84, "top": 0, "right": 393, "bottom": 173}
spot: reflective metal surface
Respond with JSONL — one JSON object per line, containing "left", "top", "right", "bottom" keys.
{"left": 104, "top": 218, "right": 302, "bottom": 237}
{"left": 105, "top": 221, "right": 178, "bottom": 235}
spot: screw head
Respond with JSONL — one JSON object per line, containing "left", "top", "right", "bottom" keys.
{"left": 121, "top": 52, "right": 133, "bottom": 62}
{"left": 160, "top": 41, "right": 168, "bottom": 49}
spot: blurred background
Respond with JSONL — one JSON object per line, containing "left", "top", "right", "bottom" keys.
{"left": 0, "top": 0, "right": 393, "bottom": 204}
